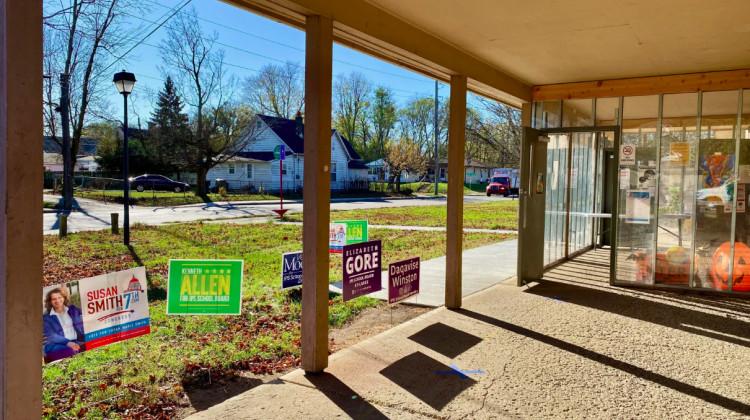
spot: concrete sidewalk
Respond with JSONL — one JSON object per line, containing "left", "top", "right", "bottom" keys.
{"left": 188, "top": 249, "right": 750, "bottom": 419}
{"left": 329, "top": 240, "right": 518, "bottom": 307}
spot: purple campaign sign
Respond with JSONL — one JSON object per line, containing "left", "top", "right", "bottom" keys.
{"left": 342, "top": 240, "right": 382, "bottom": 301}
{"left": 388, "top": 257, "right": 420, "bottom": 304}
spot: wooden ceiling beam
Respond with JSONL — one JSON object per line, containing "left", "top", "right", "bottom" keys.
{"left": 533, "top": 69, "right": 750, "bottom": 102}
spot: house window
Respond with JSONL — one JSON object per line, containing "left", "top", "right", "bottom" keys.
{"left": 440, "top": 168, "right": 446, "bottom": 179}
{"left": 246, "top": 164, "right": 253, "bottom": 179}
{"left": 228, "top": 164, "right": 235, "bottom": 174}
{"left": 331, "top": 162, "right": 337, "bottom": 182}
{"left": 255, "top": 120, "right": 262, "bottom": 130}
{"left": 282, "top": 163, "right": 287, "bottom": 175}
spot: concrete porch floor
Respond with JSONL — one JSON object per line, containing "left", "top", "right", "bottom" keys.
{"left": 188, "top": 248, "right": 750, "bottom": 419}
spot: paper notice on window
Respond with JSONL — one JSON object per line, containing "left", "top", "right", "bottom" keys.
{"left": 570, "top": 168, "right": 578, "bottom": 189}
{"left": 738, "top": 184, "right": 746, "bottom": 214}
{"left": 669, "top": 142, "right": 690, "bottom": 166}
{"left": 625, "top": 190, "right": 650, "bottom": 224}
{"left": 619, "top": 168, "right": 630, "bottom": 189}
{"left": 739, "top": 165, "right": 750, "bottom": 184}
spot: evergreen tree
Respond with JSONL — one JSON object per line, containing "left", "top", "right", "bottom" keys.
{"left": 148, "top": 76, "right": 191, "bottom": 173}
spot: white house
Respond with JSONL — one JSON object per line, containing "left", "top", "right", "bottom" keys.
{"left": 365, "top": 158, "right": 421, "bottom": 184}
{"left": 207, "top": 114, "right": 368, "bottom": 192}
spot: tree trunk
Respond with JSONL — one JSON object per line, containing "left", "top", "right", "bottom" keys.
{"left": 396, "top": 174, "right": 401, "bottom": 193}
{"left": 196, "top": 166, "right": 209, "bottom": 196}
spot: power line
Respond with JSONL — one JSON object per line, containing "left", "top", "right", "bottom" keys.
{"left": 136, "top": 0, "right": 433, "bottom": 84}
{"left": 96, "top": 0, "right": 193, "bottom": 78}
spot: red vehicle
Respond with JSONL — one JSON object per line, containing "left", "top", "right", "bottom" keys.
{"left": 486, "top": 169, "right": 519, "bottom": 197}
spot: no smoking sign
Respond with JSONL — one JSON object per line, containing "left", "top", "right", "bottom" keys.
{"left": 620, "top": 144, "right": 636, "bottom": 166}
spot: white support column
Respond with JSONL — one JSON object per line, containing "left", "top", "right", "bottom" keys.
{"left": 445, "top": 75, "right": 467, "bottom": 309}
{"left": 301, "top": 14, "right": 333, "bottom": 373}
{"left": 1, "top": 0, "right": 43, "bottom": 418}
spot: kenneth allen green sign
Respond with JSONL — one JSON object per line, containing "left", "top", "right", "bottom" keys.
{"left": 333, "top": 220, "right": 368, "bottom": 245}
{"left": 167, "top": 260, "right": 244, "bottom": 315}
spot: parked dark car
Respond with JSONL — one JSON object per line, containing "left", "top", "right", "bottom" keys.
{"left": 129, "top": 174, "right": 190, "bottom": 193}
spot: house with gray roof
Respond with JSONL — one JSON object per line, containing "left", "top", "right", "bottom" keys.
{"left": 206, "top": 114, "right": 368, "bottom": 192}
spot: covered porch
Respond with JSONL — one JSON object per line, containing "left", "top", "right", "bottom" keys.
{"left": 3, "top": 0, "right": 750, "bottom": 417}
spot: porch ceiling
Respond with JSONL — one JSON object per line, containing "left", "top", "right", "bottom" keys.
{"left": 224, "top": 0, "right": 750, "bottom": 105}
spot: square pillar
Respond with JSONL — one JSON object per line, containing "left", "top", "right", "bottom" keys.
{"left": 445, "top": 75, "right": 467, "bottom": 309}
{"left": 301, "top": 14, "right": 333, "bottom": 373}
{"left": 1, "top": 0, "right": 44, "bottom": 418}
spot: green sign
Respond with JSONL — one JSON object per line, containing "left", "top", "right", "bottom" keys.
{"left": 467, "top": 172, "right": 475, "bottom": 176}
{"left": 166, "top": 260, "right": 244, "bottom": 315}
{"left": 273, "top": 144, "right": 285, "bottom": 160}
{"left": 333, "top": 220, "right": 368, "bottom": 245}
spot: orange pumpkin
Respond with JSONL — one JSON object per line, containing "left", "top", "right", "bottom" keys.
{"left": 710, "top": 242, "right": 750, "bottom": 292}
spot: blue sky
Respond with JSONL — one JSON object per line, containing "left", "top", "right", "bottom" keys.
{"left": 106, "top": 0, "right": 455, "bottom": 122}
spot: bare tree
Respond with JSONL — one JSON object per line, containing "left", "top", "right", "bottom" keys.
{"left": 160, "top": 9, "right": 257, "bottom": 195}
{"left": 465, "top": 97, "right": 522, "bottom": 168}
{"left": 333, "top": 72, "right": 371, "bottom": 158}
{"left": 242, "top": 62, "right": 304, "bottom": 119}
{"left": 43, "top": 0, "right": 143, "bottom": 166}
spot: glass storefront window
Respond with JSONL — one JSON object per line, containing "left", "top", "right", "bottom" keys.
{"left": 533, "top": 101, "right": 561, "bottom": 129}
{"left": 694, "top": 91, "right": 739, "bottom": 291}
{"left": 595, "top": 97, "right": 620, "bottom": 127}
{"left": 616, "top": 95, "right": 659, "bottom": 284}
{"left": 544, "top": 134, "right": 569, "bottom": 266}
{"left": 654, "top": 93, "right": 698, "bottom": 287}
{"left": 562, "top": 99, "right": 593, "bottom": 127}
{"left": 568, "top": 132, "right": 596, "bottom": 255}
{"left": 734, "top": 90, "right": 750, "bottom": 293}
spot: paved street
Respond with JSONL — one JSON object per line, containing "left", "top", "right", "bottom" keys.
{"left": 42, "top": 194, "right": 515, "bottom": 235}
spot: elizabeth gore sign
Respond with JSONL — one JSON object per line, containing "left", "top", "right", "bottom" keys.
{"left": 342, "top": 240, "right": 382, "bottom": 302}
{"left": 167, "top": 260, "right": 243, "bottom": 315}
{"left": 281, "top": 252, "right": 303, "bottom": 290}
{"left": 42, "top": 267, "right": 150, "bottom": 363}
{"left": 388, "top": 257, "right": 420, "bottom": 304}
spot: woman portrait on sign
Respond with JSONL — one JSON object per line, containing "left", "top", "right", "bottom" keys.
{"left": 42, "top": 286, "right": 86, "bottom": 363}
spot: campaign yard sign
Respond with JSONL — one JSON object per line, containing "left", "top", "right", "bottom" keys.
{"left": 342, "top": 240, "right": 382, "bottom": 301}
{"left": 388, "top": 257, "right": 420, "bottom": 304}
{"left": 80, "top": 267, "right": 151, "bottom": 350}
{"left": 329, "top": 223, "right": 347, "bottom": 253}
{"left": 167, "top": 260, "right": 244, "bottom": 315}
{"left": 333, "top": 220, "right": 368, "bottom": 245}
{"left": 281, "top": 251, "right": 303, "bottom": 290}
{"left": 42, "top": 267, "right": 152, "bottom": 362}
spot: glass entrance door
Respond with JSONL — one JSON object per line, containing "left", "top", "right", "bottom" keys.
{"left": 542, "top": 128, "right": 617, "bottom": 268}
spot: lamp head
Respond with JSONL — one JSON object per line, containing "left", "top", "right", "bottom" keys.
{"left": 113, "top": 70, "right": 136, "bottom": 95}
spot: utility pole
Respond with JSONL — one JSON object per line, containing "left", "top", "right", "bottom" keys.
{"left": 434, "top": 80, "right": 439, "bottom": 195}
{"left": 60, "top": 73, "right": 73, "bottom": 211}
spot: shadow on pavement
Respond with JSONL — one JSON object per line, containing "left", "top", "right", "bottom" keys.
{"left": 305, "top": 372, "right": 389, "bottom": 419}
{"left": 455, "top": 308, "right": 750, "bottom": 416}
{"left": 407, "top": 322, "right": 482, "bottom": 358}
{"left": 379, "top": 351, "right": 477, "bottom": 411}
{"left": 524, "top": 279, "right": 750, "bottom": 348}
{"left": 185, "top": 377, "right": 263, "bottom": 412}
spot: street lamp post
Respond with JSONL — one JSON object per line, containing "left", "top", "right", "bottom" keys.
{"left": 113, "top": 70, "right": 136, "bottom": 245}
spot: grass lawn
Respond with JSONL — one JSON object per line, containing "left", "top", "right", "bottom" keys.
{"left": 394, "top": 182, "right": 487, "bottom": 195}
{"left": 42, "top": 222, "right": 514, "bottom": 419}
{"left": 287, "top": 201, "right": 519, "bottom": 231}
